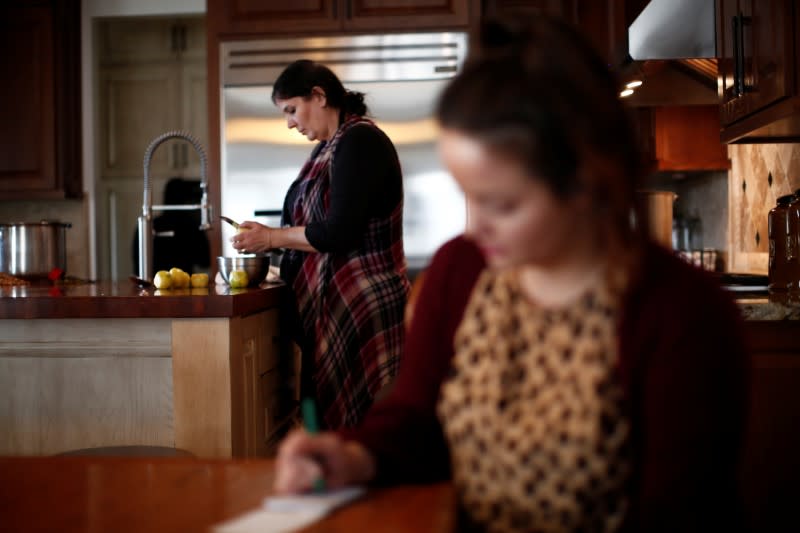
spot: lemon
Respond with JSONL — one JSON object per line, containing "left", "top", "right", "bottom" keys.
{"left": 190, "top": 273, "right": 209, "bottom": 288}
{"left": 229, "top": 269, "right": 249, "bottom": 288}
{"left": 169, "top": 268, "right": 190, "bottom": 288}
{"left": 153, "top": 270, "right": 172, "bottom": 289}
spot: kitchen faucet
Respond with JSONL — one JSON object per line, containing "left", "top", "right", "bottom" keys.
{"left": 137, "top": 130, "right": 212, "bottom": 281}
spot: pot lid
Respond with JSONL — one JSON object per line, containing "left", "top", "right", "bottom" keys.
{"left": 0, "top": 220, "right": 72, "bottom": 227}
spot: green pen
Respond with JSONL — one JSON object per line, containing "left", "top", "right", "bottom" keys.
{"left": 301, "top": 397, "right": 327, "bottom": 492}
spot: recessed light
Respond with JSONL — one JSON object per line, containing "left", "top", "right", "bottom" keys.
{"left": 625, "top": 80, "right": 643, "bottom": 89}
{"left": 619, "top": 89, "right": 634, "bottom": 97}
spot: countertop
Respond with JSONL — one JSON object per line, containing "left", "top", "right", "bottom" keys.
{"left": 0, "top": 280, "right": 287, "bottom": 319}
{"left": 732, "top": 292, "right": 800, "bottom": 320}
{"left": 2, "top": 277, "right": 797, "bottom": 321}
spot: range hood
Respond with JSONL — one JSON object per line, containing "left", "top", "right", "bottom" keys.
{"left": 620, "top": 0, "right": 718, "bottom": 107}
{"left": 628, "top": 0, "right": 716, "bottom": 60}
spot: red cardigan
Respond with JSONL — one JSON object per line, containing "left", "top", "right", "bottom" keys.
{"left": 341, "top": 236, "right": 748, "bottom": 532}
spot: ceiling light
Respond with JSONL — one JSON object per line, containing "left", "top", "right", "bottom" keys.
{"left": 625, "top": 80, "right": 643, "bottom": 88}
{"left": 619, "top": 89, "right": 634, "bottom": 97}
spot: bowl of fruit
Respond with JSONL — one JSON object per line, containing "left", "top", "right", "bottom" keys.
{"left": 216, "top": 254, "right": 270, "bottom": 288}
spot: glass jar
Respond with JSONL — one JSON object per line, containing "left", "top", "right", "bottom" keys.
{"left": 768, "top": 194, "right": 795, "bottom": 292}
{"left": 788, "top": 190, "right": 800, "bottom": 293}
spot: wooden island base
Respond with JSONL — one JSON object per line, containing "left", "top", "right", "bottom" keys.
{"left": 0, "top": 282, "right": 296, "bottom": 458}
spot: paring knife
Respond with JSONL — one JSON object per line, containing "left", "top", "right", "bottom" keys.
{"left": 220, "top": 215, "right": 240, "bottom": 230}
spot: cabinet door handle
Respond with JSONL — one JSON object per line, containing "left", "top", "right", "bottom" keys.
{"left": 733, "top": 13, "right": 753, "bottom": 97}
{"left": 332, "top": 0, "right": 337, "bottom": 18}
{"left": 345, "top": 0, "right": 351, "bottom": 19}
{"left": 170, "top": 25, "right": 178, "bottom": 53}
{"left": 732, "top": 15, "right": 741, "bottom": 97}
{"left": 179, "top": 25, "right": 187, "bottom": 53}
{"left": 739, "top": 14, "right": 752, "bottom": 94}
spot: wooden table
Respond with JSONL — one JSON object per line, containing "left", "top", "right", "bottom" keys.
{"left": 0, "top": 456, "right": 454, "bottom": 533}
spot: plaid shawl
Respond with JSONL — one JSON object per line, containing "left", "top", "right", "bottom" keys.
{"left": 288, "top": 114, "right": 409, "bottom": 428}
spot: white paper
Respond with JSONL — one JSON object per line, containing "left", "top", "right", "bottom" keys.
{"left": 264, "top": 486, "right": 365, "bottom": 514}
{"left": 213, "top": 487, "right": 366, "bottom": 533}
{"left": 214, "top": 509, "right": 324, "bottom": 533}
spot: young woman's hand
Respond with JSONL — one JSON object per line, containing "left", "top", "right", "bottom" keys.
{"left": 273, "top": 429, "right": 377, "bottom": 494}
{"left": 231, "top": 221, "right": 273, "bottom": 254}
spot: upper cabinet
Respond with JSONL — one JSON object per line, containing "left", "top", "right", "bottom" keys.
{"left": 483, "top": 0, "right": 635, "bottom": 64}
{"left": 208, "top": 0, "right": 474, "bottom": 37}
{"left": 717, "top": 0, "right": 800, "bottom": 142}
{"left": 629, "top": 106, "right": 731, "bottom": 174}
{"left": 649, "top": 106, "right": 731, "bottom": 172}
{"left": 0, "top": 1, "right": 81, "bottom": 200}
{"left": 97, "top": 18, "right": 208, "bottom": 180}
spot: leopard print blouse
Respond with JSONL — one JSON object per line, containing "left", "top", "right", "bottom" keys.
{"left": 438, "top": 269, "right": 631, "bottom": 532}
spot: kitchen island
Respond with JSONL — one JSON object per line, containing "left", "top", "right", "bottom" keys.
{"left": 0, "top": 281, "right": 296, "bottom": 458}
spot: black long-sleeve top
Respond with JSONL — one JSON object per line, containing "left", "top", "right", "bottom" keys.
{"left": 282, "top": 123, "right": 402, "bottom": 253}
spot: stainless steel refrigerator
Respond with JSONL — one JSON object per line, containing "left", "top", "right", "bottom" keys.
{"left": 219, "top": 32, "right": 468, "bottom": 274}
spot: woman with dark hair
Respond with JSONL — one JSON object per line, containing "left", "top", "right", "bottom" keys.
{"left": 231, "top": 60, "right": 410, "bottom": 429}
{"left": 271, "top": 18, "right": 748, "bottom": 532}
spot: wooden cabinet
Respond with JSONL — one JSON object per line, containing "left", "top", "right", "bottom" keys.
{"left": 230, "top": 309, "right": 295, "bottom": 457}
{"left": 653, "top": 106, "right": 730, "bottom": 171}
{"left": 173, "top": 308, "right": 297, "bottom": 457}
{"left": 98, "top": 18, "right": 208, "bottom": 179}
{"left": 717, "top": 0, "right": 800, "bottom": 142}
{"left": 740, "top": 321, "right": 800, "bottom": 532}
{"left": 208, "top": 0, "right": 474, "bottom": 37}
{"left": 96, "top": 17, "right": 208, "bottom": 281}
{"left": 630, "top": 106, "right": 730, "bottom": 173}
{"left": 0, "top": 1, "right": 81, "bottom": 200}
{"left": 483, "top": 0, "right": 633, "bottom": 63}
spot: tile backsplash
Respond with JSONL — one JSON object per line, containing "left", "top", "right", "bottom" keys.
{"left": 0, "top": 199, "right": 91, "bottom": 279}
{"left": 728, "top": 143, "right": 800, "bottom": 274}
{"left": 639, "top": 143, "right": 800, "bottom": 275}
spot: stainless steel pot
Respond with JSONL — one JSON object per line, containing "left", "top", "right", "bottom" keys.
{"left": 0, "top": 221, "right": 71, "bottom": 278}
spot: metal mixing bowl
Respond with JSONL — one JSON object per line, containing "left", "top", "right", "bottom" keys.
{"left": 216, "top": 255, "right": 270, "bottom": 287}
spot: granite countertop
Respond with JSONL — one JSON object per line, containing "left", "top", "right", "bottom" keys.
{"left": 734, "top": 292, "right": 800, "bottom": 320}
{"left": 0, "top": 280, "right": 287, "bottom": 319}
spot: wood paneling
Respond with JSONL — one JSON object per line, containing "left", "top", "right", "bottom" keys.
{"left": 0, "top": 319, "right": 173, "bottom": 456}
{"left": 172, "top": 310, "right": 289, "bottom": 458}
{"left": 172, "top": 318, "right": 233, "bottom": 457}
{"left": 0, "top": 309, "right": 288, "bottom": 457}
